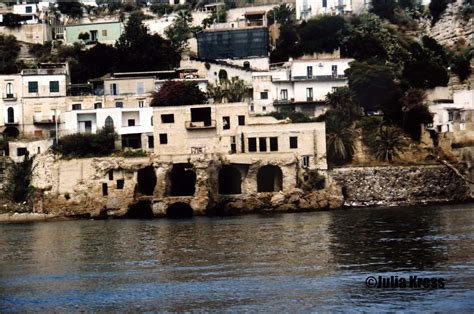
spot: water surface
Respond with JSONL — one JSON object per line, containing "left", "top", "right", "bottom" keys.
{"left": 1, "top": 204, "right": 473, "bottom": 311}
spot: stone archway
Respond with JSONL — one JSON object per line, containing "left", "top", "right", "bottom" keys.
{"left": 125, "top": 200, "right": 154, "bottom": 219}
{"left": 218, "top": 165, "right": 242, "bottom": 194}
{"left": 3, "top": 126, "right": 19, "bottom": 139}
{"left": 137, "top": 166, "right": 157, "bottom": 196}
{"left": 167, "top": 202, "right": 193, "bottom": 219}
{"left": 168, "top": 163, "right": 196, "bottom": 196}
{"left": 257, "top": 165, "right": 283, "bottom": 192}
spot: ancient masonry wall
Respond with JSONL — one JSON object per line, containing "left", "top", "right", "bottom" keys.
{"left": 31, "top": 154, "right": 472, "bottom": 218}
{"left": 330, "top": 165, "right": 471, "bottom": 207}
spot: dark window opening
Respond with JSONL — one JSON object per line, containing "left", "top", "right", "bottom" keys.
{"left": 159, "top": 133, "right": 168, "bottom": 144}
{"left": 259, "top": 137, "right": 267, "bottom": 152}
{"left": 7, "top": 107, "right": 14, "bottom": 123}
{"left": 105, "top": 116, "right": 114, "bottom": 128}
{"left": 161, "top": 114, "right": 175, "bottom": 123}
{"left": 94, "top": 102, "right": 102, "bottom": 109}
{"left": 136, "top": 166, "right": 157, "bottom": 196}
{"left": 168, "top": 163, "right": 196, "bottom": 196}
{"left": 270, "top": 137, "right": 279, "bottom": 151}
{"left": 191, "top": 107, "right": 212, "bottom": 126}
{"left": 128, "top": 119, "right": 135, "bottom": 126}
{"left": 260, "top": 91, "right": 268, "bottom": 99}
{"left": 115, "top": 101, "right": 123, "bottom": 108}
{"left": 108, "top": 170, "right": 113, "bottom": 180}
{"left": 218, "top": 165, "right": 242, "bottom": 194}
{"left": 290, "top": 136, "right": 298, "bottom": 149}
{"left": 148, "top": 136, "right": 154, "bottom": 149}
{"left": 72, "top": 104, "right": 81, "bottom": 110}
{"left": 223, "top": 116, "right": 230, "bottom": 130}
{"left": 248, "top": 137, "right": 257, "bottom": 152}
{"left": 49, "top": 81, "right": 59, "bottom": 93}
{"left": 102, "top": 183, "right": 108, "bottom": 196}
{"left": 257, "top": 165, "right": 283, "bottom": 192}
{"left": 28, "top": 81, "right": 38, "bottom": 93}
{"left": 116, "top": 179, "right": 124, "bottom": 189}
{"left": 166, "top": 202, "right": 193, "bottom": 219}
{"left": 238, "top": 115, "right": 245, "bottom": 126}
{"left": 17, "top": 147, "right": 27, "bottom": 156}
{"left": 125, "top": 200, "right": 154, "bottom": 219}
{"left": 122, "top": 134, "right": 141, "bottom": 149}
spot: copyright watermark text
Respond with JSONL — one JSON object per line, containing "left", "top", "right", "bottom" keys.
{"left": 365, "top": 275, "right": 445, "bottom": 289}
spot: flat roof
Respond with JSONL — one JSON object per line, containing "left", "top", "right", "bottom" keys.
{"left": 65, "top": 21, "right": 122, "bottom": 27}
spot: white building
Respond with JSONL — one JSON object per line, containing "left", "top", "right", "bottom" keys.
{"left": 297, "top": 0, "right": 369, "bottom": 20}
{"left": 429, "top": 90, "right": 474, "bottom": 133}
{"left": 252, "top": 58, "right": 353, "bottom": 115}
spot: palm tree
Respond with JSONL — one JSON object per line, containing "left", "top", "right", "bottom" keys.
{"left": 372, "top": 126, "right": 406, "bottom": 162}
{"left": 325, "top": 112, "right": 355, "bottom": 165}
{"left": 175, "top": 9, "right": 193, "bottom": 24}
{"left": 225, "top": 76, "right": 247, "bottom": 102}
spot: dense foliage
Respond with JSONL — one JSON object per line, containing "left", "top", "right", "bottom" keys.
{"left": 58, "top": 127, "right": 116, "bottom": 158}
{"left": 150, "top": 81, "right": 206, "bottom": 107}
{"left": 207, "top": 77, "right": 248, "bottom": 103}
{"left": 4, "top": 153, "right": 34, "bottom": 203}
{"left": 0, "top": 35, "right": 21, "bottom": 74}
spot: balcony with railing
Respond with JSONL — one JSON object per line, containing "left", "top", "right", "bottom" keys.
{"left": 22, "top": 68, "right": 67, "bottom": 76}
{"left": 33, "top": 115, "right": 59, "bottom": 124}
{"left": 291, "top": 74, "right": 347, "bottom": 81}
{"left": 2, "top": 93, "right": 17, "bottom": 101}
{"left": 185, "top": 120, "right": 216, "bottom": 130}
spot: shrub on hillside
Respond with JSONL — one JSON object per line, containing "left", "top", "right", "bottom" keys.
{"left": 58, "top": 126, "right": 116, "bottom": 158}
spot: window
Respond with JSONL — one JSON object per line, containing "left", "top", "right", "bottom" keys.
{"left": 260, "top": 91, "right": 268, "bottom": 99}
{"left": 248, "top": 138, "right": 257, "bottom": 152}
{"left": 105, "top": 116, "right": 114, "bottom": 128}
{"left": 108, "top": 170, "right": 113, "bottom": 180}
{"left": 110, "top": 83, "right": 118, "bottom": 95}
{"left": 290, "top": 136, "right": 298, "bottom": 149}
{"left": 116, "top": 179, "right": 124, "bottom": 189}
{"left": 102, "top": 29, "right": 107, "bottom": 36}
{"left": 302, "top": 156, "right": 310, "bottom": 168}
{"left": 7, "top": 107, "right": 14, "bottom": 123}
{"left": 6, "top": 82, "right": 13, "bottom": 97}
{"left": 250, "top": 105, "right": 255, "bottom": 111}
{"left": 115, "top": 101, "right": 123, "bottom": 108}
{"left": 161, "top": 114, "right": 175, "bottom": 123}
{"left": 50, "top": 130, "right": 56, "bottom": 139}
{"left": 102, "top": 183, "right": 108, "bottom": 196}
{"left": 37, "top": 147, "right": 41, "bottom": 154}
{"left": 128, "top": 119, "right": 135, "bottom": 126}
{"left": 448, "top": 111, "right": 454, "bottom": 122}
{"left": 230, "top": 136, "right": 236, "bottom": 154}
{"left": 139, "top": 100, "right": 144, "bottom": 108}
{"left": 94, "top": 102, "right": 102, "bottom": 109}
{"left": 159, "top": 133, "right": 168, "bottom": 144}
{"left": 307, "top": 66, "right": 313, "bottom": 78}
{"left": 262, "top": 106, "right": 266, "bottom": 112}
{"left": 238, "top": 115, "right": 245, "bottom": 126}
{"left": 223, "top": 116, "right": 230, "bottom": 129}
{"left": 28, "top": 81, "right": 38, "bottom": 93}
{"left": 306, "top": 88, "right": 313, "bottom": 101}
{"left": 34, "top": 130, "right": 43, "bottom": 137}
{"left": 280, "top": 89, "right": 288, "bottom": 100}
{"left": 148, "top": 136, "right": 154, "bottom": 149}
{"left": 259, "top": 138, "right": 267, "bottom": 152}
{"left": 49, "top": 81, "right": 59, "bottom": 93}
{"left": 332, "top": 65, "right": 338, "bottom": 77}
{"left": 322, "top": 0, "right": 327, "bottom": 7}
{"left": 72, "top": 104, "right": 81, "bottom": 110}
{"left": 270, "top": 137, "right": 279, "bottom": 151}
{"left": 137, "top": 82, "right": 144, "bottom": 95}
{"left": 26, "top": 6, "right": 32, "bottom": 13}
{"left": 17, "top": 147, "right": 27, "bottom": 156}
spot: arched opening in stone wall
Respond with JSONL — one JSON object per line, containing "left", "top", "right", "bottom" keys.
{"left": 137, "top": 166, "right": 157, "bottom": 196}
{"left": 124, "top": 200, "right": 154, "bottom": 219}
{"left": 3, "top": 126, "right": 19, "bottom": 139}
{"left": 166, "top": 202, "right": 193, "bottom": 219}
{"left": 168, "top": 163, "right": 196, "bottom": 196}
{"left": 218, "top": 165, "right": 242, "bottom": 194}
{"left": 257, "top": 165, "right": 283, "bottom": 192}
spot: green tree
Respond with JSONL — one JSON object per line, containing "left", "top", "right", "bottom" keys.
{"left": 401, "top": 89, "right": 433, "bottom": 141}
{"left": 429, "top": 0, "right": 449, "bottom": 24}
{"left": 4, "top": 152, "right": 34, "bottom": 203}
{"left": 371, "top": 126, "right": 406, "bottom": 161}
{"left": 267, "top": 4, "right": 295, "bottom": 26}
{"left": 165, "top": 10, "right": 194, "bottom": 53}
{"left": 150, "top": 3, "right": 172, "bottom": 16}
{"left": 58, "top": 0, "right": 83, "bottom": 18}
{"left": 224, "top": 76, "right": 247, "bottom": 102}
{"left": 296, "top": 15, "right": 346, "bottom": 55}
{"left": 370, "top": 0, "right": 397, "bottom": 21}
{"left": 78, "top": 32, "right": 90, "bottom": 42}
{"left": 58, "top": 126, "right": 116, "bottom": 158}
{"left": 150, "top": 81, "right": 206, "bottom": 107}
{"left": 324, "top": 110, "right": 356, "bottom": 165}
{"left": 0, "top": 34, "right": 21, "bottom": 74}
{"left": 325, "top": 87, "right": 362, "bottom": 121}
